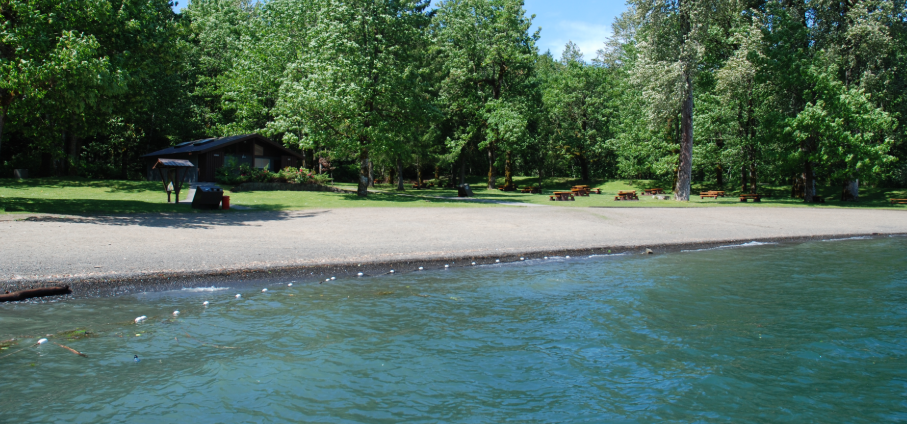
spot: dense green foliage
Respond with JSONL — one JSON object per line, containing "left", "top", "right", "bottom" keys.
{"left": 2, "top": 0, "right": 905, "bottom": 200}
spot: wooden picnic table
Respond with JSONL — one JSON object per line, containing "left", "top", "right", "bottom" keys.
{"left": 615, "top": 190, "right": 639, "bottom": 201}
{"left": 550, "top": 191, "right": 575, "bottom": 201}
{"left": 739, "top": 193, "right": 762, "bottom": 202}
{"left": 520, "top": 186, "right": 540, "bottom": 193}
{"left": 644, "top": 188, "right": 664, "bottom": 195}
{"left": 700, "top": 190, "right": 726, "bottom": 199}
{"left": 571, "top": 186, "right": 590, "bottom": 196}
{"left": 891, "top": 198, "right": 907, "bottom": 205}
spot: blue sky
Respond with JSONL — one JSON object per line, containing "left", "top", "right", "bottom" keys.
{"left": 172, "top": 0, "right": 628, "bottom": 59}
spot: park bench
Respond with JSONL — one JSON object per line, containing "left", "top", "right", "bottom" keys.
{"left": 614, "top": 190, "right": 639, "bottom": 201}
{"left": 550, "top": 191, "right": 575, "bottom": 201}
{"left": 644, "top": 188, "right": 664, "bottom": 195}
{"left": 739, "top": 193, "right": 762, "bottom": 202}
{"left": 520, "top": 186, "right": 540, "bottom": 193}
{"left": 890, "top": 198, "right": 907, "bottom": 205}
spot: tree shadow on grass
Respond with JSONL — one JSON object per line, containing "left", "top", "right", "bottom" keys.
{"left": 0, "top": 177, "right": 165, "bottom": 194}
{"left": 0, "top": 197, "right": 329, "bottom": 228}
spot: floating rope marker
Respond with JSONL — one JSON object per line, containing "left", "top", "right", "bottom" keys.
{"left": 471, "top": 262, "right": 476, "bottom": 265}
{"left": 235, "top": 294, "right": 241, "bottom": 298}
{"left": 203, "top": 301, "right": 209, "bottom": 306}
{"left": 418, "top": 267, "right": 424, "bottom": 270}
{"left": 520, "top": 257, "right": 525, "bottom": 261}
{"left": 134, "top": 355, "right": 140, "bottom": 363}
{"left": 390, "top": 270, "right": 395, "bottom": 273}
{"left": 288, "top": 283, "right": 293, "bottom": 287}
{"left": 566, "top": 255, "right": 571, "bottom": 258}
{"left": 262, "top": 288, "right": 268, "bottom": 293}
{"left": 134, "top": 316, "right": 147, "bottom": 323}
{"left": 544, "top": 257, "right": 549, "bottom": 259}
{"left": 173, "top": 310, "right": 180, "bottom": 316}
{"left": 495, "top": 259, "right": 500, "bottom": 263}
{"left": 357, "top": 272, "right": 364, "bottom": 277}
{"left": 444, "top": 265, "right": 449, "bottom": 268}
{"left": 331, "top": 277, "right": 336, "bottom": 280}
{"left": 37, "top": 338, "right": 48, "bottom": 345}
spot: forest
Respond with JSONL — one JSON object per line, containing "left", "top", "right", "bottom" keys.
{"left": 1, "top": 0, "right": 906, "bottom": 201}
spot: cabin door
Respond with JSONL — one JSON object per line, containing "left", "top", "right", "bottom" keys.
{"left": 209, "top": 153, "right": 224, "bottom": 182}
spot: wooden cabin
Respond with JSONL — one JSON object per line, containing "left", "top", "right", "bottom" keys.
{"left": 141, "top": 134, "right": 304, "bottom": 183}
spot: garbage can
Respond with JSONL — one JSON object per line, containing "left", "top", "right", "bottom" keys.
{"left": 222, "top": 196, "right": 230, "bottom": 210}
{"left": 192, "top": 186, "right": 224, "bottom": 210}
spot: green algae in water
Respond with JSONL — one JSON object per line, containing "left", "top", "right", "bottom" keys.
{"left": 1, "top": 237, "right": 906, "bottom": 423}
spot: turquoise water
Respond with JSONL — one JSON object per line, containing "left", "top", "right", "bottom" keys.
{"left": 1, "top": 237, "right": 906, "bottom": 423}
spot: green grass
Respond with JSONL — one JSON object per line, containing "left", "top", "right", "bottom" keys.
{"left": 1, "top": 176, "right": 905, "bottom": 215}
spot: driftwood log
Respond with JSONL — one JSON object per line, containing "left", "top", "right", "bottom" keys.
{"left": 0, "top": 286, "right": 72, "bottom": 302}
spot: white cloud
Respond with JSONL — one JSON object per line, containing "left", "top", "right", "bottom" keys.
{"left": 539, "top": 20, "right": 614, "bottom": 61}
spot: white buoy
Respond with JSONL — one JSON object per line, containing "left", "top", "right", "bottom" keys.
{"left": 495, "top": 259, "right": 500, "bottom": 263}
{"left": 262, "top": 288, "right": 268, "bottom": 292}
{"left": 566, "top": 255, "right": 571, "bottom": 259}
{"left": 173, "top": 310, "right": 180, "bottom": 316}
{"left": 520, "top": 257, "right": 524, "bottom": 261}
{"left": 134, "top": 316, "right": 147, "bottom": 323}
{"left": 325, "top": 279, "right": 330, "bottom": 282}
{"left": 331, "top": 277, "right": 336, "bottom": 280}
{"left": 287, "top": 283, "right": 293, "bottom": 287}
{"left": 357, "top": 272, "right": 363, "bottom": 277}
{"left": 37, "top": 338, "right": 48, "bottom": 345}
{"left": 203, "top": 301, "right": 209, "bottom": 306}
{"left": 544, "top": 256, "right": 549, "bottom": 259}
{"left": 235, "top": 294, "right": 241, "bottom": 298}
{"left": 390, "top": 270, "right": 395, "bottom": 273}
{"left": 444, "top": 265, "right": 449, "bottom": 268}
{"left": 471, "top": 262, "right": 476, "bottom": 265}
{"left": 418, "top": 267, "right": 424, "bottom": 270}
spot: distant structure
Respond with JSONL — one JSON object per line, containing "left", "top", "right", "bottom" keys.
{"left": 141, "top": 134, "right": 304, "bottom": 182}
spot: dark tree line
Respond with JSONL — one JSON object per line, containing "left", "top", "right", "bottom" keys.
{"left": 2, "top": 0, "right": 906, "bottom": 200}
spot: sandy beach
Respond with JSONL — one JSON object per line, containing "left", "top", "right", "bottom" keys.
{"left": 2, "top": 206, "right": 906, "bottom": 293}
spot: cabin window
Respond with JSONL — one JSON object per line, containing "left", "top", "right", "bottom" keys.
{"left": 254, "top": 143, "right": 264, "bottom": 156}
{"left": 254, "top": 158, "right": 271, "bottom": 170}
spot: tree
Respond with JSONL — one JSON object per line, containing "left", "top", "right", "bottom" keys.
{"left": 273, "top": 0, "right": 431, "bottom": 197}
{"left": 433, "top": 0, "right": 538, "bottom": 190}
{"left": 629, "top": 0, "right": 734, "bottom": 200}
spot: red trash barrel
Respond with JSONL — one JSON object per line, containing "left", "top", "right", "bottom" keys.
{"left": 222, "top": 196, "right": 230, "bottom": 210}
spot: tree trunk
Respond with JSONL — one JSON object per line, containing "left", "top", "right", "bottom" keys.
{"left": 802, "top": 161, "right": 816, "bottom": 202}
{"left": 675, "top": 74, "right": 694, "bottom": 201}
{"left": 396, "top": 156, "right": 404, "bottom": 191}
{"left": 368, "top": 158, "right": 374, "bottom": 187}
{"left": 749, "top": 153, "right": 757, "bottom": 194}
{"left": 843, "top": 179, "right": 859, "bottom": 201}
{"left": 357, "top": 147, "right": 369, "bottom": 197}
{"left": 67, "top": 133, "right": 81, "bottom": 176}
{"left": 417, "top": 160, "right": 423, "bottom": 186}
{"left": 0, "top": 110, "right": 5, "bottom": 164}
{"left": 459, "top": 155, "right": 466, "bottom": 186}
{"left": 486, "top": 143, "right": 496, "bottom": 190}
{"left": 577, "top": 151, "right": 590, "bottom": 182}
{"left": 715, "top": 136, "right": 724, "bottom": 188}
{"left": 503, "top": 151, "right": 515, "bottom": 190}
{"left": 741, "top": 163, "right": 748, "bottom": 193}
{"left": 434, "top": 165, "right": 440, "bottom": 182}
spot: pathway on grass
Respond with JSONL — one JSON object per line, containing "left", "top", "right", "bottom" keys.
{"left": 2, "top": 207, "right": 906, "bottom": 284}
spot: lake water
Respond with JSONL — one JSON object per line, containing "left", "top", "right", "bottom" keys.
{"left": 1, "top": 237, "right": 906, "bottom": 423}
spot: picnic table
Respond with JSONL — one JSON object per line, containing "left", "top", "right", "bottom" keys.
{"left": 890, "top": 198, "right": 907, "bottom": 205}
{"left": 520, "top": 186, "right": 541, "bottom": 193}
{"left": 644, "top": 188, "right": 664, "bottom": 195}
{"left": 739, "top": 193, "right": 762, "bottom": 202}
{"left": 614, "top": 190, "right": 639, "bottom": 201}
{"left": 550, "top": 191, "right": 575, "bottom": 201}
{"left": 700, "top": 190, "right": 726, "bottom": 199}
{"left": 571, "top": 186, "right": 591, "bottom": 196}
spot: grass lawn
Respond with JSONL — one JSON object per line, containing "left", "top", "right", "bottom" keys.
{"left": 341, "top": 176, "right": 907, "bottom": 209}
{"left": 1, "top": 176, "right": 905, "bottom": 215}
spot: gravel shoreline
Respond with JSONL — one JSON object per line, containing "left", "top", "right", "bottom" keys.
{"left": 2, "top": 206, "right": 906, "bottom": 301}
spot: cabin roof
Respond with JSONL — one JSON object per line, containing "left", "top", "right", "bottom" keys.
{"left": 141, "top": 134, "right": 303, "bottom": 159}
